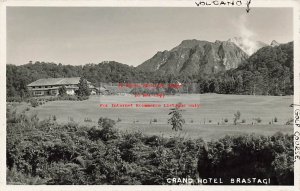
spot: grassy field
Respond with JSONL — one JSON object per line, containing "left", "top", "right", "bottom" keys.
{"left": 15, "top": 93, "right": 293, "bottom": 140}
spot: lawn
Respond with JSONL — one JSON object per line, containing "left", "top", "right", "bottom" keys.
{"left": 20, "top": 93, "right": 293, "bottom": 140}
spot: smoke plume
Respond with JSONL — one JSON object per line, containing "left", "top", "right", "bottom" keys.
{"left": 232, "top": 14, "right": 259, "bottom": 55}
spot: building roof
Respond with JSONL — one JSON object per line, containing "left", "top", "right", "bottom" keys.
{"left": 95, "top": 87, "right": 108, "bottom": 92}
{"left": 27, "top": 77, "right": 90, "bottom": 87}
{"left": 29, "top": 87, "right": 60, "bottom": 91}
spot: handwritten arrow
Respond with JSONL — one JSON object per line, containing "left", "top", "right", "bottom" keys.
{"left": 246, "top": 0, "right": 251, "bottom": 13}
{"left": 290, "top": 104, "right": 300, "bottom": 107}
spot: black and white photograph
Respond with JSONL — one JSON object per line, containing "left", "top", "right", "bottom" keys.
{"left": 1, "top": 0, "right": 300, "bottom": 190}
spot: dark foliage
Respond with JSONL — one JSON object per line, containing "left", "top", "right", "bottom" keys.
{"left": 58, "top": 85, "right": 67, "bottom": 96}
{"left": 198, "top": 133, "right": 294, "bottom": 185}
{"left": 6, "top": 110, "right": 294, "bottom": 185}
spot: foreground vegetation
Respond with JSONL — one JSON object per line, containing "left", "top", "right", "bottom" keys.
{"left": 7, "top": 108, "right": 294, "bottom": 185}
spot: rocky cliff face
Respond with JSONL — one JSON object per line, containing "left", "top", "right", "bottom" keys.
{"left": 270, "top": 40, "right": 280, "bottom": 47}
{"left": 137, "top": 39, "right": 249, "bottom": 76}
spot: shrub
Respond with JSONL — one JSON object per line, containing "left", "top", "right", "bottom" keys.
{"left": 254, "top": 117, "right": 262, "bottom": 123}
{"left": 117, "top": 118, "right": 122, "bottom": 122}
{"left": 198, "top": 133, "right": 294, "bottom": 185}
{"left": 68, "top": 117, "right": 74, "bottom": 122}
{"left": 241, "top": 119, "right": 246, "bottom": 123}
{"left": 153, "top": 118, "right": 158, "bottom": 122}
{"left": 208, "top": 120, "right": 212, "bottom": 123}
{"left": 30, "top": 99, "right": 39, "bottom": 107}
{"left": 6, "top": 97, "right": 22, "bottom": 103}
{"left": 58, "top": 85, "right": 67, "bottom": 96}
{"left": 286, "top": 118, "right": 293, "bottom": 125}
{"left": 98, "top": 117, "right": 116, "bottom": 128}
{"left": 77, "top": 96, "right": 89, "bottom": 101}
{"left": 233, "top": 111, "right": 241, "bottom": 125}
{"left": 224, "top": 118, "right": 228, "bottom": 123}
{"left": 274, "top": 117, "right": 278, "bottom": 123}
{"left": 84, "top": 118, "right": 92, "bottom": 122}
{"left": 97, "top": 117, "right": 118, "bottom": 141}
{"left": 7, "top": 167, "right": 47, "bottom": 185}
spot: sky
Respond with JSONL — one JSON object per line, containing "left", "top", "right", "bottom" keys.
{"left": 7, "top": 7, "right": 293, "bottom": 66}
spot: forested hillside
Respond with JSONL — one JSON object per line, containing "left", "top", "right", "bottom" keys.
{"left": 207, "top": 42, "right": 294, "bottom": 95}
{"left": 6, "top": 61, "right": 147, "bottom": 98}
{"left": 6, "top": 42, "right": 293, "bottom": 98}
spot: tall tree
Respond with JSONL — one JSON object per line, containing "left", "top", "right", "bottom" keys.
{"left": 58, "top": 85, "right": 67, "bottom": 96}
{"left": 76, "top": 77, "right": 90, "bottom": 97}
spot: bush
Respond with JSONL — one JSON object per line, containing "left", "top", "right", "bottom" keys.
{"left": 6, "top": 96, "right": 22, "bottom": 103}
{"left": 274, "top": 117, "right": 278, "bottom": 123}
{"left": 286, "top": 118, "right": 293, "bottom": 125}
{"left": 153, "top": 118, "right": 158, "bottom": 122}
{"left": 7, "top": 167, "right": 47, "bottom": 185}
{"left": 198, "top": 133, "right": 294, "bottom": 185}
{"left": 58, "top": 85, "right": 67, "bottom": 96}
{"left": 224, "top": 118, "right": 228, "bottom": 123}
{"left": 241, "top": 119, "right": 246, "bottom": 123}
{"left": 30, "top": 99, "right": 39, "bottom": 107}
{"left": 84, "top": 118, "right": 92, "bottom": 122}
{"left": 77, "top": 96, "right": 89, "bottom": 101}
{"left": 97, "top": 117, "right": 118, "bottom": 141}
{"left": 59, "top": 95, "right": 78, "bottom": 101}
{"left": 208, "top": 120, "right": 212, "bottom": 123}
{"left": 233, "top": 111, "right": 241, "bottom": 125}
{"left": 68, "top": 117, "right": 74, "bottom": 122}
{"left": 254, "top": 117, "right": 262, "bottom": 123}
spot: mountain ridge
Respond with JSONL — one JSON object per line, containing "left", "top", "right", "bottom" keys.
{"left": 137, "top": 39, "right": 249, "bottom": 76}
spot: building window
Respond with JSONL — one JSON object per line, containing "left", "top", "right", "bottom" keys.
{"left": 34, "top": 91, "right": 43, "bottom": 95}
